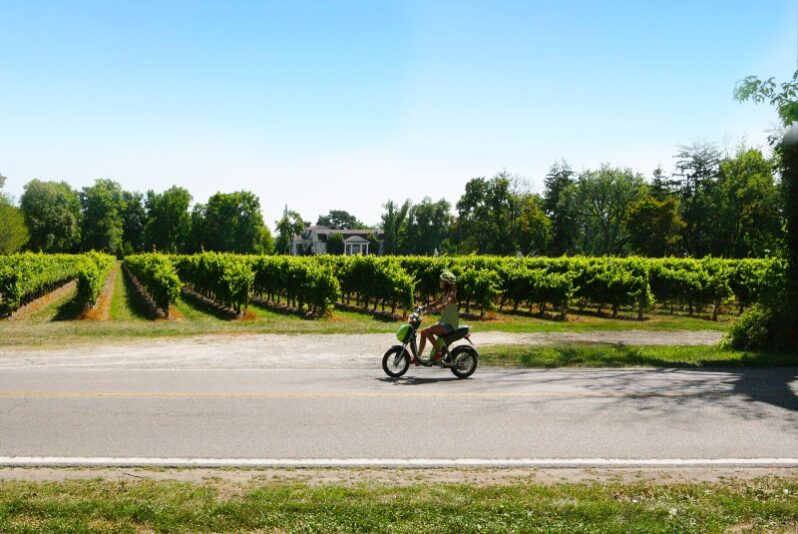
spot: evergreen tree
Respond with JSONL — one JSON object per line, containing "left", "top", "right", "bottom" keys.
{"left": 542, "top": 161, "right": 578, "bottom": 255}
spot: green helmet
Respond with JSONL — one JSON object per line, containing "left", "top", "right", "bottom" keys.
{"left": 440, "top": 270, "right": 457, "bottom": 284}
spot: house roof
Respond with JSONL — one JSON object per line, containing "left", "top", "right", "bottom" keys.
{"left": 296, "top": 225, "right": 384, "bottom": 239}
{"left": 305, "top": 225, "right": 379, "bottom": 236}
{"left": 344, "top": 235, "right": 370, "bottom": 244}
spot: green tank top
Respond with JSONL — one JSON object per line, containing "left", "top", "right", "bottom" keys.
{"left": 440, "top": 302, "right": 459, "bottom": 329}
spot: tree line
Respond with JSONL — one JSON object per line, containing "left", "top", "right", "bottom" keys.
{"left": 377, "top": 143, "right": 782, "bottom": 258}
{"left": 0, "top": 179, "right": 274, "bottom": 256}
{"left": 0, "top": 141, "right": 784, "bottom": 259}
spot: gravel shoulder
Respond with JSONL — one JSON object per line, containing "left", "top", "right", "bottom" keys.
{"left": 0, "top": 330, "right": 724, "bottom": 369}
{"left": 0, "top": 466, "right": 794, "bottom": 485}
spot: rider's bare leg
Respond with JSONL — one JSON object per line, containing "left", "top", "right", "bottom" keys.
{"left": 422, "top": 324, "right": 448, "bottom": 359}
{"left": 418, "top": 327, "right": 431, "bottom": 357}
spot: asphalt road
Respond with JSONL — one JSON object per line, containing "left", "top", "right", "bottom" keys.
{"left": 1, "top": 366, "right": 797, "bottom": 463}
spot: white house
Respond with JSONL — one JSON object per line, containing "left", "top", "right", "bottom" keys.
{"left": 291, "top": 225, "right": 384, "bottom": 255}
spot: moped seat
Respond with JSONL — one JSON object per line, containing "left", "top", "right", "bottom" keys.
{"left": 442, "top": 326, "right": 470, "bottom": 344}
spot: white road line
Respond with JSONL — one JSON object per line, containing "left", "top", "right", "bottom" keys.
{"left": 0, "top": 457, "right": 797, "bottom": 468}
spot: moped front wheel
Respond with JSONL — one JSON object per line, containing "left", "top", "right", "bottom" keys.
{"left": 382, "top": 345, "right": 410, "bottom": 378}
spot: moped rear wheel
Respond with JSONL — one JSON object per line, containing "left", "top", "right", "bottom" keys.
{"left": 450, "top": 346, "right": 478, "bottom": 379}
{"left": 382, "top": 345, "right": 410, "bottom": 378}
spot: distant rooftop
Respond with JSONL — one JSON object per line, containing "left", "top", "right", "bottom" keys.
{"left": 303, "top": 225, "right": 380, "bottom": 236}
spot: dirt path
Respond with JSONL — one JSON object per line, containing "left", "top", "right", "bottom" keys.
{"left": 82, "top": 263, "right": 118, "bottom": 321}
{"left": 0, "top": 330, "right": 724, "bottom": 369}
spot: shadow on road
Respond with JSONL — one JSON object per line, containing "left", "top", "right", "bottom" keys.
{"left": 730, "top": 366, "right": 798, "bottom": 413}
{"left": 498, "top": 345, "right": 798, "bottom": 414}
{"left": 540, "top": 365, "right": 798, "bottom": 418}
{"left": 377, "top": 376, "right": 463, "bottom": 386}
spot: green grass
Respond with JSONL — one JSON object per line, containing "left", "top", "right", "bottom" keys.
{"left": 0, "top": 267, "right": 737, "bottom": 348}
{"left": 0, "top": 310, "right": 733, "bottom": 349}
{"left": 109, "top": 262, "right": 149, "bottom": 322}
{"left": 23, "top": 285, "right": 78, "bottom": 323}
{"left": 0, "top": 477, "right": 796, "bottom": 532}
{"left": 480, "top": 344, "right": 798, "bottom": 368}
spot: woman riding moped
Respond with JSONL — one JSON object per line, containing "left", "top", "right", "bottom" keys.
{"left": 417, "top": 270, "right": 459, "bottom": 364}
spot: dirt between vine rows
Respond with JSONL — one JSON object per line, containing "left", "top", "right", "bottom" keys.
{"left": 82, "top": 264, "right": 117, "bottom": 321}
{"left": 0, "top": 330, "right": 724, "bottom": 369}
{"left": 8, "top": 280, "right": 76, "bottom": 321}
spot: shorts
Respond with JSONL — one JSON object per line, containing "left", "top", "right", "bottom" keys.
{"left": 436, "top": 322, "right": 455, "bottom": 335}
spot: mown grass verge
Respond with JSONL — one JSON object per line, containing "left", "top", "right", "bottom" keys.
{"left": 480, "top": 344, "right": 798, "bottom": 368}
{"left": 0, "top": 477, "right": 796, "bottom": 533}
{"left": 0, "top": 301, "right": 731, "bottom": 349}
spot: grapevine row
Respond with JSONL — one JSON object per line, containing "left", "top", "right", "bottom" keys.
{"left": 0, "top": 252, "right": 115, "bottom": 316}
{"left": 124, "top": 254, "right": 182, "bottom": 316}
{"left": 121, "top": 253, "right": 773, "bottom": 321}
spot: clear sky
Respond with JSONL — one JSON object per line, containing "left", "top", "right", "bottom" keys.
{"left": 0, "top": 0, "right": 795, "bottom": 229}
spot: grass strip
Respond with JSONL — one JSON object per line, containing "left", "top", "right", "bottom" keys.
{"left": 0, "top": 310, "right": 731, "bottom": 349}
{"left": 0, "top": 477, "right": 796, "bottom": 532}
{"left": 480, "top": 344, "right": 798, "bottom": 368}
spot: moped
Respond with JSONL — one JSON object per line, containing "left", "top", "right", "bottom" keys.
{"left": 382, "top": 307, "right": 478, "bottom": 379}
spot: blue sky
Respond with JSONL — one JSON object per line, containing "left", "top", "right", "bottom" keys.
{"left": 0, "top": 0, "right": 795, "bottom": 228}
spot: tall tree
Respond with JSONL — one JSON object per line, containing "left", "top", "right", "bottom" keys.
{"left": 275, "top": 206, "right": 306, "bottom": 255}
{"left": 380, "top": 200, "right": 411, "bottom": 255}
{"left": 0, "top": 175, "right": 26, "bottom": 253}
{"left": 400, "top": 197, "right": 452, "bottom": 255}
{"left": 516, "top": 194, "right": 551, "bottom": 256}
{"left": 20, "top": 179, "right": 82, "bottom": 252}
{"left": 542, "top": 161, "right": 577, "bottom": 255}
{"left": 316, "top": 210, "right": 366, "bottom": 230}
{"left": 673, "top": 142, "right": 722, "bottom": 257}
{"left": 650, "top": 166, "right": 679, "bottom": 201}
{"left": 730, "top": 69, "right": 798, "bottom": 349}
{"left": 194, "top": 191, "right": 271, "bottom": 253}
{"left": 0, "top": 199, "right": 28, "bottom": 254}
{"left": 120, "top": 190, "right": 146, "bottom": 255}
{"left": 710, "top": 148, "right": 782, "bottom": 257}
{"left": 326, "top": 232, "right": 345, "bottom": 255}
{"left": 572, "top": 166, "right": 647, "bottom": 255}
{"left": 625, "top": 195, "right": 685, "bottom": 257}
{"left": 142, "top": 186, "right": 192, "bottom": 253}
{"left": 80, "top": 179, "right": 125, "bottom": 254}
{"left": 454, "top": 172, "right": 518, "bottom": 255}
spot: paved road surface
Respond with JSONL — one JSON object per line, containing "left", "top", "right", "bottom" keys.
{"left": 0, "top": 366, "right": 796, "bottom": 464}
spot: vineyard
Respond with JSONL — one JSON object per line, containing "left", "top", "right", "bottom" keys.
{"left": 0, "top": 252, "right": 775, "bottom": 323}
{"left": 0, "top": 252, "right": 115, "bottom": 317}
{"left": 114, "top": 253, "right": 775, "bottom": 322}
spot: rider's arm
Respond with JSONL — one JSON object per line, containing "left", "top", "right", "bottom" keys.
{"left": 422, "top": 294, "right": 445, "bottom": 313}
{"left": 423, "top": 291, "right": 453, "bottom": 313}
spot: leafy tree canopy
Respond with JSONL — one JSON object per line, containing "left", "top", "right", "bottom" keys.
{"left": 735, "top": 70, "right": 798, "bottom": 126}
{"left": 380, "top": 200, "right": 411, "bottom": 255}
{"left": 0, "top": 201, "right": 28, "bottom": 254}
{"left": 275, "top": 207, "right": 306, "bottom": 255}
{"left": 20, "top": 179, "right": 82, "bottom": 252}
{"left": 626, "top": 195, "right": 685, "bottom": 257}
{"left": 572, "top": 166, "right": 647, "bottom": 255}
{"left": 80, "top": 179, "right": 126, "bottom": 255}
{"left": 121, "top": 191, "right": 146, "bottom": 255}
{"left": 455, "top": 172, "right": 520, "bottom": 255}
{"left": 317, "top": 210, "right": 366, "bottom": 230}
{"left": 326, "top": 232, "right": 345, "bottom": 255}
{"left": 143, "top": 186, "right": 192, "bottom": 253}
{"left": 194, "top": 191, "right": 271, "bottom": 254}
